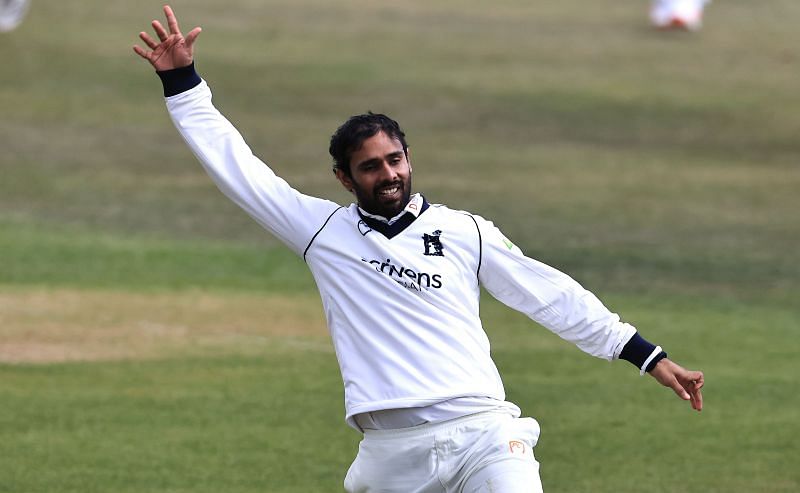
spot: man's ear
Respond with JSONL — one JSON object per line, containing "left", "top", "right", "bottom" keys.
{"left": 334, "top": 168, "right": 355, "bottom": 194}
{"left": 406, "top": 148, "right": 412, "bottom": 173}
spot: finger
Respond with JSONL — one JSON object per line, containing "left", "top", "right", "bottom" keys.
{"left": 152, "top": 19, "right": 168, "bottom": 41}
{"left": 669, "top": 378, "right": 691, "bottom": 401}
{"left": 691, "top": 387, "right": 703, "bottom": 411}
{"left": 132, "top": 45, "right": 151, "bottom": 60}
{"left": 139, "top": 31, "right": 159, "bottom": 50}
{"left": 164, "top": 5, "right": 182, "bottom": 36}
{"left": 185, "top": 26, "right": 202, "bottom": 48}
{"left": 688, "top": 374, "right": 704, "bottom": 411}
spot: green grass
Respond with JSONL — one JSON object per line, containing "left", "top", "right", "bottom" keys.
{"left": 1, "top": 0, "right": 799, "bottom": 491}
{"left": 0, "top": 222, "right": 313, "bottom": 292}
{"left": 1, "top": 297, "right": 797, "bottom": 492}
{"left": 0, "top": 354, "right": 354, "bottom": 493}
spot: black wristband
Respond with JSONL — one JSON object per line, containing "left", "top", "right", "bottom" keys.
{"left": 156, "top": 62, "right": 202, "bottom": 97}
{"left": 619, "top": 332, "right": 657, "bottom": 369}
{"left": 645, "top": 350, "right": 668, "bottom": 373}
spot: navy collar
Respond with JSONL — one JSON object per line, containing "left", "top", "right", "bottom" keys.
{"left": 357, "top": 196, "right": 430, "bottom": 239}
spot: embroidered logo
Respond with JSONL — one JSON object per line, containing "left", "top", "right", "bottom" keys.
{"left": 422, "top": 230, "right": 444, "bottom": 257}
{"left": 357, "top": 220, "right": 372, "bottom": 236}
{"left": 509, "top": 440, "right": 525, "bottom": 455}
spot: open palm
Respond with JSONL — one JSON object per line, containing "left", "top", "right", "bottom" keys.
{"left": 133, "top": 5, "right": 201, "bottom": 71}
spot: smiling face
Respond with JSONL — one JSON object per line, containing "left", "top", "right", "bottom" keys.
{"left": 335, "top": 130, "right": 412, "bottom": 218}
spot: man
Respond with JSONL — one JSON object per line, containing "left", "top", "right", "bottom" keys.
{"left": 134, "top": 6, "right": 704, "bottom": 492}
{"left": 0, "top": 0, "right": 31, "bottom": 32}
{"left": 649, "top": 0, "right": 711, "bottom": 31}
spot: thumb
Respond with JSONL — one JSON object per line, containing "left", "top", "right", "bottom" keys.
{"left": 668, "top": 377, "right": 691, "bottom": 401}
{"left": 185, "top": 26, "right": 202, "bottom": 49}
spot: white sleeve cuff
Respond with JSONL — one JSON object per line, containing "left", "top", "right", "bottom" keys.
{"left": 640, "top": 346, "right": 663, "bottom": 376}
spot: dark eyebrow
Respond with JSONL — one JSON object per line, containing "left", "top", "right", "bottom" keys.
{"left": 356, "top": 158, "right": 382, "bottom": 170}
{"left": 356, "top": 151, "right": 404, "bottom": 170}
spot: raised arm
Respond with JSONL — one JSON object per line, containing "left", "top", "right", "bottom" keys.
{"left": 133, "top": 5, "right": 201, "bottom": 72}
{"left": 132, "top": 5, "right": 341, "bottom": 256}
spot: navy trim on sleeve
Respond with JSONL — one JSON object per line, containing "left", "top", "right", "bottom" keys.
{"left": 619, "top": 332, "right": 658, "bottom": 369}
{"left": 303, "top": 207, "right": 344, "bottom": 261}
{"left": 157, "top": 62, "right": 202, "bottom": 97}
{"left": 465, "top": 214, "right": 482, "bottom": 281}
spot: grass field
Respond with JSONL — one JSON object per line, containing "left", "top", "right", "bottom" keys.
{"left": 1, "top": 0, "right": 799, "bottom": 491}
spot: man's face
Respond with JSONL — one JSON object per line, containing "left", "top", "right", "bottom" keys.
{"left": 335, "top": 131, "right": 412, "bottom": 218}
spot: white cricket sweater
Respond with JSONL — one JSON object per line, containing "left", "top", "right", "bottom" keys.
{"left": 165, "top": 80, "right": 637, "bottom": 429}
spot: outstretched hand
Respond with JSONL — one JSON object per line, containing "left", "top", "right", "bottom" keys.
{"left": 649, "top": 358, "right": 704, "bottom": 411}
{"left": 133, "top": 5, "right": 201, "bottom": 71}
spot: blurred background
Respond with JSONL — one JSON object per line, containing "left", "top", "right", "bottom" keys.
{"left": 1, "top": 1, "right": 798, "bottom": 492}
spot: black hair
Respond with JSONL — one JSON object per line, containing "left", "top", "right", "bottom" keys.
{"left": 328, "top": 112, "right": 408, "bottom": 177}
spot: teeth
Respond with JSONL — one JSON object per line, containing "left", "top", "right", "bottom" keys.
{"left": 379, "top": 186, "right": 399, "bottom": 196}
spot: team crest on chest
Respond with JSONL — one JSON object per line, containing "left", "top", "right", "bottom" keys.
{"left": 422, "top": 230, "right": 444, "bottom": 257}
{"left": 357, "top": 220, "right": 373, "bottom": 236}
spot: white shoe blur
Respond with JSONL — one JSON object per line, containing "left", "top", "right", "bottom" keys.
{"left": 650, "top": 0, "right": 710, "bottom": 31}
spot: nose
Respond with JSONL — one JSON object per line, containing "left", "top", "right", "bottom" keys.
{"left": 378, "top": 161, "right": 398, "bottom": 182}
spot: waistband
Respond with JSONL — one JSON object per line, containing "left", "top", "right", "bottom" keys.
{"left": 362, "top": 409, "right": 513, "bottom": 440}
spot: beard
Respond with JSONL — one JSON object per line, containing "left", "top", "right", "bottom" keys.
{"left": 353, "top": 174, "right": 412, "bottom": 219}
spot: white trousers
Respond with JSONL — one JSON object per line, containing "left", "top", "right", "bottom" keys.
{"left": 344, "top": 411, "right": 544, "bottom": 493}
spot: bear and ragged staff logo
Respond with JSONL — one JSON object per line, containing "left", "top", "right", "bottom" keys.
{"left": 422, "top": 230, "right": 444, "bottom": 257}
